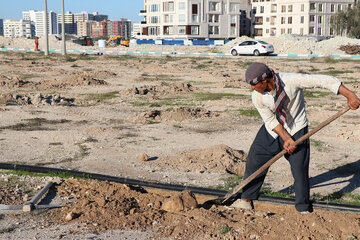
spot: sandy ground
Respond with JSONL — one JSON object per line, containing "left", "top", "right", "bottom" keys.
{"left": 0, "top": 50, "right": 359, "bottom": 239}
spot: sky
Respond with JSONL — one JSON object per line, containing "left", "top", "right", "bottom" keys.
{"left": 0, "top": 0, "right": 144, "bottom": 22}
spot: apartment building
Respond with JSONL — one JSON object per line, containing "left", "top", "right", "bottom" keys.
{"left": 132, "top": 22, "right": 142, "bottom": 39}
{"left": 22, "top": 10, "right": 57, "bottom": 36}
{"left": 251, "top": 0, "right": 355, "bottom": 37}
{"left": 92, "top": 20, "right": 108, "bottom": 38}
{"left": 4, "top": 19, "right": 35, "bottom": 38}
{"left": 77, "top": 20, "right": 93, "bottom": 36}
{"left": 0, "top": 19, "right": 3, "bottom": 36}
{"left": 138, "top": 0, "right": 252, "bottom": 40}
{"left": 57, "top": 11, "right": 77, "bottom": 35}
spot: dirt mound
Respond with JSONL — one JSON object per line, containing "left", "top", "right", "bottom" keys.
{"left": 339, "top": 44, "right": 360, "bottom": 55}
{"left": 0, "top": 73, "right": 107, "bottom": 90}
{"left": 219, "top": 79, "right": 247, "bottom": 88}
{"left": 137, "top": 107, "right": 222, "bottom": 123}
{"left": 0, "top": 93, "right": 75, "bottom": 106}
{"left": 47, "top": 178, "right": 360, "bottom": 240}
{"left": 129, "top": 82, "right": 195, "bottom": 97}
{"left": 155, "top": 144, "right": 247, "bottom": 175}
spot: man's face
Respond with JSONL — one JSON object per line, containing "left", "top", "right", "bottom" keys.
{"left": 251, "top": 79, "right": 268, "bottom": 93}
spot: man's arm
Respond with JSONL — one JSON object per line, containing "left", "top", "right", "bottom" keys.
{"left": 273, "top": 124, "right": 296, "bottom": 154}
{"left": 338, "top": 84, "right": 360, "bottom": 110}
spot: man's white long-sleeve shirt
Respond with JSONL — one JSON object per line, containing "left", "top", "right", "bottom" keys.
{"left": 252, "top": 73, "right": 342, "bottom": 138}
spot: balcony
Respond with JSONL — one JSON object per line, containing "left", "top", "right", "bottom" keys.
{"left": 139, "top": 10, "right": 147, "bottom": 16}
{"left": 141, "top": 21, "right": 147, "bottom": 24}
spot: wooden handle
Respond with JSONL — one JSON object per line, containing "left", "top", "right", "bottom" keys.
{"left": 223, "top": 106, "right": 351, "bottom": 202}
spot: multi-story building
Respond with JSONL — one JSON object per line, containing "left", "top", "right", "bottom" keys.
{"left": 251, "top": 0, "right": 355, "bottom": 37}
{"left": 92, "top": 20, "right": 108, "bottom": 38}
{"left": 4, "top": 19, "right": 35, "bottom": 38}
{"left": 57, "top": 11, "right": 76, "bottom": 35}
{"left": 22, "top": 10, "right": 57, "bottom": 36}
{"left": 77, "top": 20, "right": 93, "bottom": 36}
{"left": 132, "top": 22, "right": 142, "bottom": 39}
{"left": 0, "top": 19, "right": 4, "bottom": 36}
{"left": 138, "top": 0, "right": 252, "bottom": 40}
{"left": 119, "top": 19, "right": 132, "bottom": 39}
{"left": 93, "top": 12, "right": 108, "bottom": 22}
{"left": 74, "top": 11, "right": 95, "bottom": 22}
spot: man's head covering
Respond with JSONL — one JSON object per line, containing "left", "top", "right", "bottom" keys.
{"left": 245, "top": 62, "right": 272, "bottom": 85}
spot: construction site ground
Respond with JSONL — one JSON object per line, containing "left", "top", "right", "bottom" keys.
{"left": 0, "top": 51, "right": 360, "bottom": 239}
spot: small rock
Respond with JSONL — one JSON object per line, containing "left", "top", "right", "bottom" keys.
{"left": 139, "top": 153, "right": 149, "bottom": 161}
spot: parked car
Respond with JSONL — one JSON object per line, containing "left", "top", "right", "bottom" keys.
{"left": 230, "top": 40, "right": 274, "bottom": 56}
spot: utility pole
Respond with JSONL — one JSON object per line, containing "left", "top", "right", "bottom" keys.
{"left": 61, "top": 0, "right": 66, "bottom": 55}
{"left": 44, "top": 0, "right": 49, "bottom": 55}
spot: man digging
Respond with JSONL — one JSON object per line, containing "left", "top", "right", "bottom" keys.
{"left": 231, "top": 62, "right": 360, "bottom": 213}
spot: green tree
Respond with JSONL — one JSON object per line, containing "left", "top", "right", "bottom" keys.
{"left": 330, "top": 4, "right": 360, "bottom": 38}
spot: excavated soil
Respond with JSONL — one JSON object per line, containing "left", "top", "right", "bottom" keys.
{"left": 0, "top": 50, "right": 359, "bottom": 239}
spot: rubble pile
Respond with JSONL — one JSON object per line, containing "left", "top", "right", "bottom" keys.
{"left": 339, "top": 44, "right": 360, "bottom": 55}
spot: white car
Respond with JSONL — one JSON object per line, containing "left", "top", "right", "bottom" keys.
{"left": 230, "top": 40, "right": 274, "bottom": 56}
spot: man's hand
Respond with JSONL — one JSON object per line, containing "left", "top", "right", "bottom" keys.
{"left": 283, "top": 138, "right": 297, "bottom": 154}
{"left": 338, "top": 85, "right": 360, "bottom": 110}
{"left": 273, "top": 124, "right": 297, "bottom": 154}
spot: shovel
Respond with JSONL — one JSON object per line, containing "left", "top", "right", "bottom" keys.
{"left": 221, "top": 105, "right": 351, "bottom": 204}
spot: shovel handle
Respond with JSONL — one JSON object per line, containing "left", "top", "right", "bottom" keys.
{"left": 223, "top": 106, "right": 351, "bottom": 202}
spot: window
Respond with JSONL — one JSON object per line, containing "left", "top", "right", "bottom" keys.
{"left": 192, "top": 4, "right": 198, "bottom": 14}
{"left": 271, "top": 4, "right": 277, "bottom": 13}
{"left": 209, "top": 14, "right": 219, "bottom": 23}
{"left": 214, "top": 26, "right": 219, "bottom": 34}
{"left": 281, "top": 28, "right": 285, "bottom": 34}
{"left": 330, "top": 28, "right": 334, "bottom": 35}
{"left": 255, "top": 17, "right": 263, "bottom": 25}
{"left": 210, "top": 2, "right": 219, "bottom": 11}
{"left": 230, "top": 3, "right": 236, "bottom": 12}
{"left": 191, "top": 26, "right": 199, "bottom": 35}
{"left": 260, "top": 6, "right": 264, "bottom": 13}
{"left": 288, "top": 17, "right": 292, "bottom": 24}
{"left": 164, "top": 14, "right": 173, "bottom": 23}
{"left": 151, "top": 4, "right": 159, "bottom": 12}
{"left": 338, "top": 4, "right": 342, "bottom": 11}
{"left": 230, "top": 15, "right": 236, "bottom": 24}
{"left": 300, "top": 28, "right": 304, "bottom": 35}
{"left": 192, "top": 15, "right": 198, "bottom": 23}
{"left": 281, "top": 5, "right": 286, "bottom": 12}
{"left": 331, "top": 4, "right": 335, "bottom": 12}
{"left": 254, "top": 28, "right": 263, "bottom": 36}
{"left": 281, "top": 17, "right": 285, "bottom": 24}
{"left": 178, "top": 26, "right": 185, "bottom": 34}
{"left": 179, "top": 14, "right": 185, "bottom": 22}
{"left": 318, "top": 16, "right": 322, "bottom": 24}
{"left": 179, "top": 2, "right": 185, "bottom": 10}
{"left": 151, "top": 16, "right": 159, "bottom": 23}
{"left": 287, "top": 28, "right": 292, "bottom": 34}
{"left": 309, "top": 26, "right": 314, "bottom": 34}
{"left": 163, "top": 2, "right": 174, "bottom": 12}
{"left": 318, "top": 4, "right": 322, "bottom": 12}
{"left": 266, "top": 17, "right": 269, "bottom": 22}
{"left": 301, "top": 4, "right": 304, "bottom": 12}
{"left": 300, "top": 16, "right": 304, "bottom": 24}
{"left": 163, "top": 26, "right": 173, "bottom": 35}
{"left": 317, "top": 27, "right": 321, "bottom": 35}
{"left": 228, "top": 25, "right": 234, "bottom": 35}
{"left": 288, "top": 5, "right": 292, "bottom": 12}
{"left": 310, "top": 3, "right": 315, "bottom": 10}
{"left": 310, "top": 15, "right": 314, "bottom": 22}
{"left": 149, "top": 26, "right": 158, "bottom": 35}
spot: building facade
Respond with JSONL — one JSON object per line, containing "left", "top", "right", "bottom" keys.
{"left": 22, "top": 10, "right": 58, "bottom": 36}
{"left": 4, "top": 19, "right": 35, "bottom": 38}
{"left": 92, "top": 20, "right": 108, "bottom": 38}
{"left": 77, "top": 20, "right": 93, "bottom": 36}
{"left": 0, "top": 19, "right": 3, "bottom": 36}
{"left": 57, "top": 11, "right": 76, "bottom": 35}
{"left": 138, "top": 0, "right": 252, "bottom": 40}
{"left": 251, "top": 0, "right": 355, "bottom": 37}
{"left": 132, "top": 22, "right": 142, "bottom": 39}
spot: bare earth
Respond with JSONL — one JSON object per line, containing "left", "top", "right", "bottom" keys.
{"left": 0, "top": 51, "right": 359, "bottom": 239}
